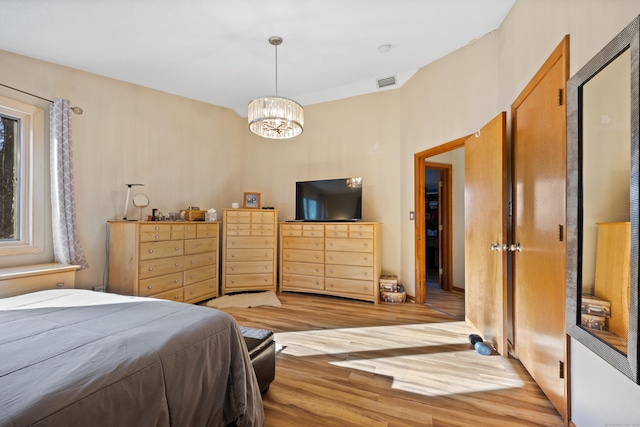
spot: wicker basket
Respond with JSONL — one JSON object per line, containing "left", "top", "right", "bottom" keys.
{"left": 381, "top": 291, "right": 406, "bottom": 304}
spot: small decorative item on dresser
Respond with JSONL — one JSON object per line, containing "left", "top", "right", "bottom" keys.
{"left": 243, "top": 192, "right": 261, "bottom": 209}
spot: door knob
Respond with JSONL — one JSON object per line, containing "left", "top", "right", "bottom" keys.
{"left": 503, "top": 243, "right": 522, "bottom": 252}
{"left": 489, "top": 243, "right": 502, "bottom": 251}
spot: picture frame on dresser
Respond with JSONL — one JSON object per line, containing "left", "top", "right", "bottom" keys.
{"left": 243, "top": 192, "right": 261, "bottom": 209}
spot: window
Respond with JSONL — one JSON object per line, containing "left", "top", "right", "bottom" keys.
{"left": 0, "top": 95, "right": 44, "bottom": 256}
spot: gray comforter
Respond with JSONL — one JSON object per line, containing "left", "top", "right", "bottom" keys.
{"left": 0, "top": 290, "right": 264, "bottom": 426}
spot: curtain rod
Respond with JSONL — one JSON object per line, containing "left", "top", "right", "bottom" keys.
{"left": 0, "top": 82, "right": 83, "bottom": 115}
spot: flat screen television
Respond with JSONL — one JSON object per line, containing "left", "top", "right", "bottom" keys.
{"left": 295, "top": 177, "right": 362, "bottom": 221}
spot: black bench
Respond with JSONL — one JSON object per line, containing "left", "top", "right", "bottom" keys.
{"left": 240, "top": 327, "right": 275, "bottom": 394}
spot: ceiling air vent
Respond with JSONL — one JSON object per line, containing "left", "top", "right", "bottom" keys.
{"left": 377, "top": 75, "right": 396, "bottom": 89}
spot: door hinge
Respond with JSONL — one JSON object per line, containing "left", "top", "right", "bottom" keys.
{"left": 439, "top": 268, "right": 443, "bottom": 275}
{"left": 438, "top": 180, "right": 443, "bottom": 188}
{"left": 558, "top": 224, "right": 564, "bottom": 242}
{"left": 508, "top": 202, "right": 513, "bottom": 217}
{"left": 557, "top": 88, "right": 563, "bottom": 106}
{"left": 559, "top": 360, "right": 565, "bottom": 379}
{"left": 439, "top": 224, "right": 443, "bottom": 231}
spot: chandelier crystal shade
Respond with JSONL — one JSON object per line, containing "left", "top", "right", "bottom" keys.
{"left": 248, "top": 36, "right": 304, "bottom": 139}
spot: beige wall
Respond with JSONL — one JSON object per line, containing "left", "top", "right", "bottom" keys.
{"left": 0, "top": 49, "right": 246, "bottom": 286}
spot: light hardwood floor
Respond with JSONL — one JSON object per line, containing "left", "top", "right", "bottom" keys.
{"left": 214, "top": 291, "right": 563, "bottom": 427}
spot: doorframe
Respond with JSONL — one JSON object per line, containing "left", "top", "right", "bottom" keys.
{"left": 414, "top": 135, "right": 469, "bottom": 304}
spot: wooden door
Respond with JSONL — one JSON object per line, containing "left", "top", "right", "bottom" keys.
{"left": 464, "top": 112, "right": 508, "bottom": 356}
{"left": 511, "top": 36, "right": 569, "bottom": 418}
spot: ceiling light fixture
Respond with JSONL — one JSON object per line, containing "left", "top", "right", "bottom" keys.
{"left": 248, "top": 36, "right": 304, "bottom": 139}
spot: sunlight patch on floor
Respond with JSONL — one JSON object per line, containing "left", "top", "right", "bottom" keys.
{"left": 274, "top": 321, "right": 473, "bottom": 357}
{"left": 273, "top": 321, "right": 526, "bottom": 397}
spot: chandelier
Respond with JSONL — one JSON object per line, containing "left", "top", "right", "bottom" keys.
{"left": 248, "top": 36, "right": 304, "bottom": 139}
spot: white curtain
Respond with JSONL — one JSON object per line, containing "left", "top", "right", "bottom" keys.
{"left": 50, "top": 98, "right": 89, "bottom": 269}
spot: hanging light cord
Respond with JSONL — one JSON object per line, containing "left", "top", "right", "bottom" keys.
{"left": 274, "top": 41, "right": 279, "bottom": 96}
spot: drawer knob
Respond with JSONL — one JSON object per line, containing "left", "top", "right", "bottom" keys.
{"left": 56, "top": 282, "right": 64, "bottom": 288}
{"left": 191, "top": 260, "right": 196, "bottom": 264}
{"left": 183, "top": 226, "right": 188, "bottom": 230}
{"left": 175, "top": 263, "right": 180, "bottom": 267}
{"left": 173, "top": 295, "right": 179, "bottom": 299}
{"left": 183, "top": 234, "right": 188, "bottom": 238}
{"left": 191, "top": 245, "right": 196, "bottom": 249}
{"left": 330, "top": 256, "right": 334, "bottom": 260}
{"left": 190, "top": 290, "right": 195, "bottom": 294}
{"left": 175, "top": 247, "right": 180, "bottom": 251}
{"left": 148, "top": 267, "right": 154, "bottom": 271}
{"left": 364, "top": 272, "right": 368, "bottom": 277}
{"left": 147, "top": 285, "right": 153, "bottom": 289}
{"left": 149, "top": 249, "right": 154, "bottom": 254}
{"left": 155, "top": 226, "right": 160, "bottom": 231}
{"left": 190, "top": 275, "right": 195, "bottom": 279}
{"left": 174, "top": 279, "right": 179, "bottom": 283}
{"left": 231, "top": 267, "right": 235, "bottom": 271}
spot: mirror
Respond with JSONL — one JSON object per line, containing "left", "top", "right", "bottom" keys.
{"left": 132, "top": 194, "right": 149, "bottom": 208}
{"left": 567, "top": 15, "right": 640, "bottom": 383}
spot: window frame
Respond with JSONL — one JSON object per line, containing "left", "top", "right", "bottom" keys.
{"left": 0, "top": 95, "right": 44, "bottom": 256}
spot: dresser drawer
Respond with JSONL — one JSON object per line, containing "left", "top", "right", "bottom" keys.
{"left": 326, "top": 251, "right": 374, "bottom": 266}
{"left": 184, "top": 278, "right": 217, "bottom": 302}
{"left": 139, "top": 224, "right": 172, "bottom": 242}
{"left": 185, "top": 237, "right": 217, "bottom": 255}
{"left": 349, "top": 224, "right": 375, "bottom": 233}
{"left": 325, "top": 224, "right": 348, "bottom": 233}
{"left": 225, "top": 274, "right": 273, "bottom": 289}
{"left": 281, "top": 274, "right": 324, "bottom": 290}
{"left": 227, "top": 248, "right": 274, "bottom": 262}
{"left": 251, "top": 211, "right": 275, "bottom": 223}
{"left": 226, "top": 211, "right": 251, "bottom": 222}
{"left": 185, "top": 251, "right": 216, "bottom": 269}
{"left": 138, "top": 272, "right": 183, "bottom": 297}
{"left": 282, "top": 248, "right": 324, "bottom": 263}
{"left": 171, "top": 227, "right": 196, "bottom": 240}
{"left": 152, "top": 287, "right": 184, "bottom": 302}
{"left": 139, "top": 240, "right": 184, "bottom": 261}
{"left": 0, "top": 270, "right": 75, "bottom": 298}
{"left": 325, "top": 277, "right": 374, "bottom": 296}
{"left": 226, "top": 223, "right": 251, "bottom": 235}
{"left": 281, "top": 223, "right": 302, "bottom": 236}
{"left": 138, "top": 255, "right": 183, "bottom": 280}
{"left": 251, "top": 223, "right": 274, "bottom": 234}
{"left": 281, "top": 236, "right": 324, "bottom": 250}
{"left": 326, "top": 264, "right": 374, "bottom": 281}
{"left": 226, "top": 261, "right": 273, "bottom": 275}
{"left": 227, "top": 236, "right": 275, "bottom": 249}
{"left": 302, "top": 228, "right": 324, "bottom": 237}
{"left": 326, "top": 238, "right": 374, "bottom": 252}
{"left": 282, "top": 261, "right": 324, "bottom": 276}
{"left": 325, "top": 229, "right": 348, "bottom": 238}
{"left": 184, "top": 265, "right": 217, "bottom": 286}
{"left": 197, "top": 223, "right": 218, "bottom": 238}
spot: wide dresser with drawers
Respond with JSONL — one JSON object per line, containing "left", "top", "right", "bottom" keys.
{"left": 280, "top": 222, "right": 382, "bottom": 303}
{"left": 108, "top": 220, "right": 219, "bottom": 303}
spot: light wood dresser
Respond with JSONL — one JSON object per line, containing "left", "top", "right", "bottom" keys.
{"left": 108, "top": 221, "right": 219, "bottom": 303}
{"left": 0, "top": 263, "right": 79, "bottom": 298}
{"left": 280, "top": 222, "right": 382, "bottom": 303}
{"left": 221, "top": 209, "right": 278, "bottom": 295}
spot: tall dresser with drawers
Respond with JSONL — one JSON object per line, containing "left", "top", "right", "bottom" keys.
{"left": 221, "top": 209, "right": 278, "bottom": 295}
{"left": 108, "top": 221, "right": 219, "bottom": 303}
{"left": 280, "top": 222, "right": 382, "bottom": 303}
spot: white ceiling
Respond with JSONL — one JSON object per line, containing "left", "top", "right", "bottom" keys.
{"left": 0, "top": 0, "right": 515, "bottom": 117}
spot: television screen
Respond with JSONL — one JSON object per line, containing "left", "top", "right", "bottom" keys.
{"left": 295, "top": 178, "right": 362, "bottom": 221}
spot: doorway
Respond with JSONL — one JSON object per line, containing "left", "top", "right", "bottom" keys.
{"left": 414, "top": 136, "right": 468, "bottom": 305}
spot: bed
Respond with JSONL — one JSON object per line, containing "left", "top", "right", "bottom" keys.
{"left": 0, "top": 289, "right": 264, "bottom": 427}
